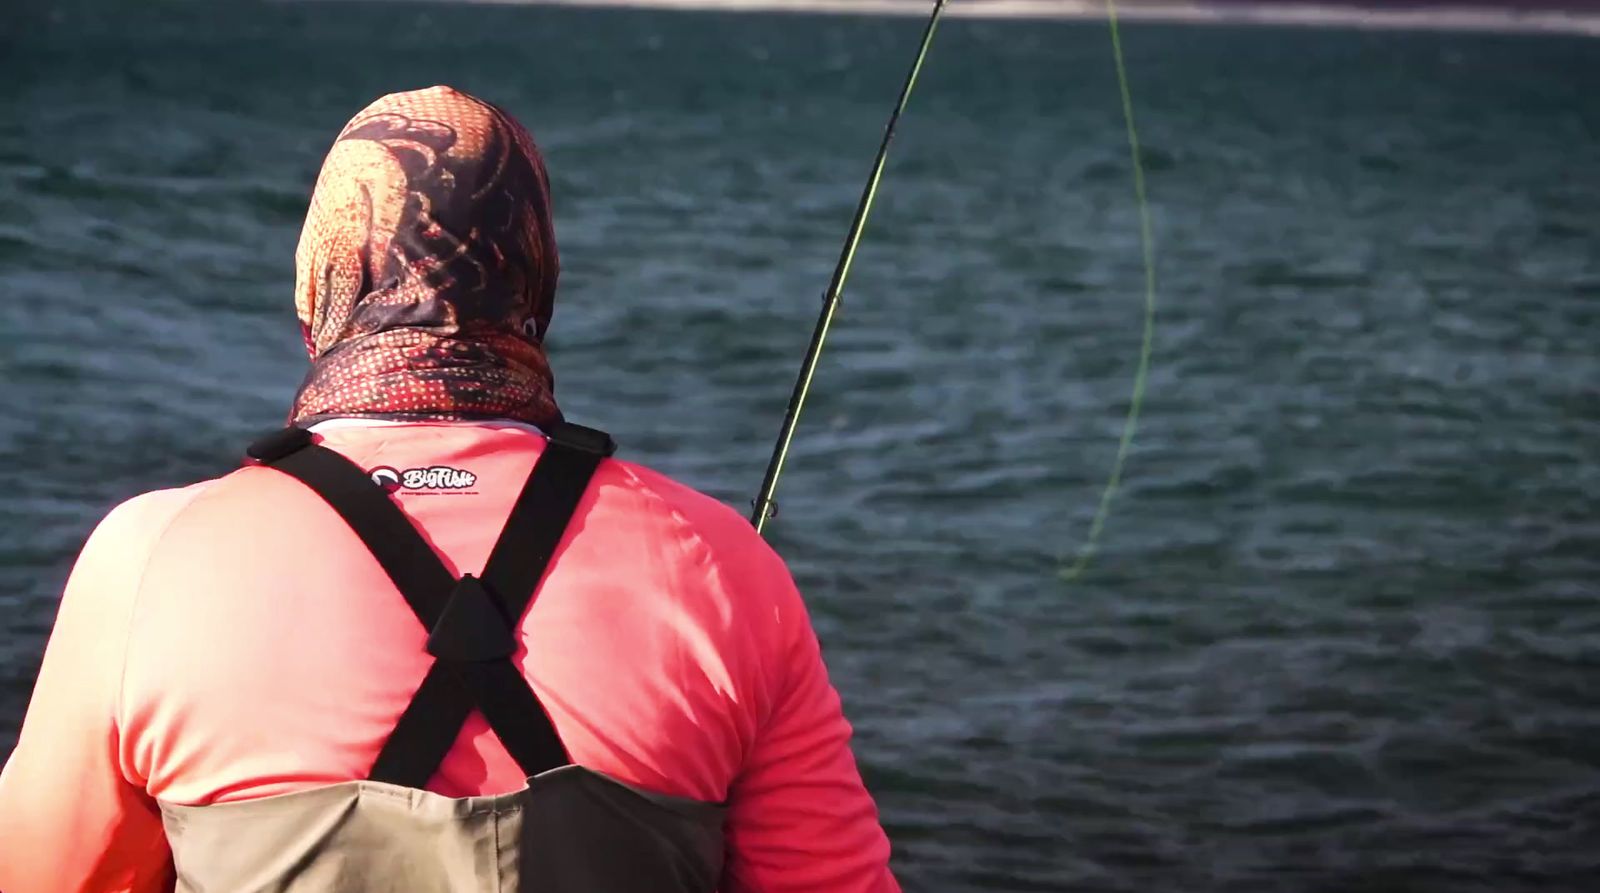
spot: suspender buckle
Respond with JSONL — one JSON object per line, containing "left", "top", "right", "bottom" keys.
{"left": 426, "top": 575, "right": 517, "bottom": 662}
{"left": 547, "top": 422, "right": 617, "bottom": 457}
{"left": 245, "top": 426, "right": 314, "bottom": 464}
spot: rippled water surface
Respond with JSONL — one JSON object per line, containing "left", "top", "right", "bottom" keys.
{"left": 2, "top": 3, "right": 1598, "bottom": 889}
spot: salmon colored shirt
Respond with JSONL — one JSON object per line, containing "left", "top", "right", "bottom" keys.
{"left": 0, "top": 420, "right": 898, "bottom": 893}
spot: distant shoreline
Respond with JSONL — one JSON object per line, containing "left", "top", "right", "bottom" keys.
{"left": 401, "top": 0, "right": 1600, "bottom": 36}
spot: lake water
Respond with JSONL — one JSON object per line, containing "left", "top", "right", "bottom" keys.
{"left": 2, "top": 2, "right": 1597, "bottom": 889}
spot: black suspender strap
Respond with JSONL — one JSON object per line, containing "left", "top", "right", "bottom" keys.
{"left": 367, "top": 423, "right": 615, "bottom": 787}
{"left": 247, "top": 421, "right": 616, "bottom": 789}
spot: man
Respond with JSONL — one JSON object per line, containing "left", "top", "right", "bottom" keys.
{"left": 0, "top": 86, "right": 898, "bottom": 892}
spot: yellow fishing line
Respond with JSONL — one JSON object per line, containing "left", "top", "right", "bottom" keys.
{"left": 1061, "top": 0, "right": 1157, "bottom": 581}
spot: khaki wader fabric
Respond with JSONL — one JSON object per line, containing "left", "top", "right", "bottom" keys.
{"left": 159, "top": 766, "right": 725, "bottom": 893}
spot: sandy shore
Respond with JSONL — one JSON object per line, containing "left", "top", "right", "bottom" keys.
{"left": 419, "top": 0, "right": 1600, "bottom": 36}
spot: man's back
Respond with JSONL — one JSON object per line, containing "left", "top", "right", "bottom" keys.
{"left": 0, "top": 420, "right": 897, "bottom": 891}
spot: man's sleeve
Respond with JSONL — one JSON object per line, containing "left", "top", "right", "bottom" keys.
{"left": 0, "top": 492, "right": 191, "bottom": 893}
{"left": 720, "top": 546, "right": 900, "bottom": 893}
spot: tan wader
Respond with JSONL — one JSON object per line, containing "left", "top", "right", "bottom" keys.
{"left": 166, "top": 423, "right": 725, "bottom": 892}
{"left": 158, "top": 767, "right": 724, "bottom": 892}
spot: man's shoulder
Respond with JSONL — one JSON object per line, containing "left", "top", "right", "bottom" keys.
{"left": 593, "top": 456, "right": 799, "bottom": 598}
{"left": 592, "top": 456, "right": 806, "bottom": 658}
{"left": 596, "top": 457, "right": 762, "bottom": 552}
{"left": 78, "top": 479, "right": 220, "bottom": 567}
{"left": 105, "top": 480, "right": 216, "bottom": 530}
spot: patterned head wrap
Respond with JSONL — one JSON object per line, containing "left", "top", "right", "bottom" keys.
{"left": 290, "top": 85, "right": 561, "bottom": 427}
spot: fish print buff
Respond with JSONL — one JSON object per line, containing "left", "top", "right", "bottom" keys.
{"left": 290, "top": 86, "right": 562, "bottom": 427}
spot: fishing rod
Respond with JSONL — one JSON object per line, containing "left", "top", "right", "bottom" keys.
{"left": 750, "top": 0, "right": 948, "bottom": 534}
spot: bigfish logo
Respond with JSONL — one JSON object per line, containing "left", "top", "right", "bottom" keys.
{"left": 368, "top": 465, "right": 478, "bottom": 494}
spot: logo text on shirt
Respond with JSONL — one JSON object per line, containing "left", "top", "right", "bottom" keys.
{"left": 368, "top": 465, "right": 478, "bottom": 493}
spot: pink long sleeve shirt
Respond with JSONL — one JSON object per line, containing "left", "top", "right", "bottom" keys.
{"left": 0, "top": 420, "right": 898, "bottom": 893}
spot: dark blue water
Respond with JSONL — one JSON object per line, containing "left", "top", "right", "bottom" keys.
{"left": 3, "top": 3, "right": 1598, "bottom": 889}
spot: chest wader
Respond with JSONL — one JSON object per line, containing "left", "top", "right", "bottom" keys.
{"left": 157, "top": 423, "right": 725, "bottom": 893}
